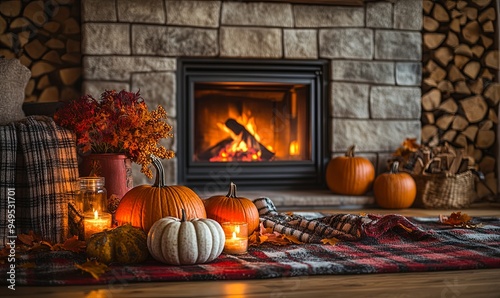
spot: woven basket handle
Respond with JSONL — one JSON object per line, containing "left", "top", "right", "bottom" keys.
{"left": 422, "top": 157, "right": 441, "bottom": 176}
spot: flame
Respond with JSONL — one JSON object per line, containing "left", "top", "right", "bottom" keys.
{"left": 289, "top": 140, "right": 299, "bottom": 156}
{"left": 93, "top": 209, "right": 98, "bottom": 219}
{"left": 210, "top": 112, "right": 266, "bottom": 162}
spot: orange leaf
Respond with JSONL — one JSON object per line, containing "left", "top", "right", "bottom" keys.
{"left": 440, "top": 212, "right": 472, "bottom": 226}
{"left": 249, "top": 223, "right": 299, "bottom": 246}
{"left": 27, "top": 241, "right": 52, "bottom": 253}
{"left": 283, "top": 234, "right": 303, "bottom": 245}
{"left": 17, "top": 233, "right": 34, "bottom": 246}
{"left": 75, "top": 259, "right": 109, "bottom": 280}
{"left": 402, "top": 138, "right": 420, "bottom": 151}
{"left": 54, "top": 235, "right": 86, "bottom": 253}
{"left": 321, "top": 238, "right": 340, "bottom": 246}
{"left": 248, "top": 232, "right": 259, "bottom": 246}
{"left": 266, "top": 235, "right": 292, "bottom": 246}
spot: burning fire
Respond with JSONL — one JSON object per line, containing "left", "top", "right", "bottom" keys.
{"left": 210, "top": 113, "right": 270, "bottom": 162}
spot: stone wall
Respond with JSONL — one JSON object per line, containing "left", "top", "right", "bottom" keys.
{"left": 80, "top": 0, "right": 423, "bottom": 186}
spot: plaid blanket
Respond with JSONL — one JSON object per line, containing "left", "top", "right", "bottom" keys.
{"left": 0, "top": 123, "right": 17, "bottom": 248}
{"left": 1, "top": 213, "right": 499, "bottom": 286}
{"left": 0, "top": 116, "right": 79, "bottom": 247}
{"left": 255, "top": 197, "right": 429, "bottom": 242}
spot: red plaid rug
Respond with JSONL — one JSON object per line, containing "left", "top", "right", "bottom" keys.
{"left": 2, "top": 215, "right": 500, "bottom": 286}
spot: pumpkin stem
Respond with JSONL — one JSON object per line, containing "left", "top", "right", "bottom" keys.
{"left": 151, "top": 155, "right": 166, "bottom": 187}
{"left": 390, "top": 161, "right": 400, "bottom": 174}
{"left": 346, "top": 145, "right": 356, "bottom": 157}
{"left": 226, "top": 182, "right": 237, "bottom": 198}
{"left": 180, "top": 209, "right": 186, "bottom": 222}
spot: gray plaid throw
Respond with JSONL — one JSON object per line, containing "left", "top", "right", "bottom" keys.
{"left": 1, "top": 116, "right": 79, "bottom": 247}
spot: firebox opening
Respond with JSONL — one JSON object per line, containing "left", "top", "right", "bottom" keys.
{"left": 194, "top": 82, "right": 310, "bottom": 163}
{"left": 177, "top": 59, "right": 328, "bottom": 191}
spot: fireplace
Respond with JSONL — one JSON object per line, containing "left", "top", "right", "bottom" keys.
{"left": 177, "top": 59, "right": 328, "bottom": 191}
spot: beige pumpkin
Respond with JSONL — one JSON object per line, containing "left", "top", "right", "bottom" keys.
{"left": 147, "top": 210, "right": 225, "bottom": 265}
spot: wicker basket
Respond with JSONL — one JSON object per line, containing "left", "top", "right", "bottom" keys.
{"left": 411, "top": 170, "right": 475, "bottom": 209}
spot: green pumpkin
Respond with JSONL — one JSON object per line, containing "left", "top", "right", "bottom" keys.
{"left": 86, "top": 224, "right": 149, "bottom": 264}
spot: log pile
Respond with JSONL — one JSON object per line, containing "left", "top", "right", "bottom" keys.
{"left": 0, "top": 0, "right": 81, "bottom": 103}
{"left": 422, "top": 0, "right": 498, "bottom": 200}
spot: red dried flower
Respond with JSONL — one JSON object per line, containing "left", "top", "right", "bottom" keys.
{"left": 54, "top": 90, "right": 175, "bottom": 178}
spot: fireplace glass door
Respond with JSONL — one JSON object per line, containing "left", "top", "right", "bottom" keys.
{"left": 194, "top": 82, "right": 310, "bottom": 163}
{"left": 178, "top": 59, "right": 327, "bottom": 191}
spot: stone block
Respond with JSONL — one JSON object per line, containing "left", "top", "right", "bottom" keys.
{"left": 82, "top": 23, "right": 130, "bottom": 55}
{"left": 375, "top": 30, "right": 421, "bottom": 60}
{"left": 332, "top": 119, "right": 421, "bottom": 152}
{"left": 294, "top": 5, "right": 364, "bottom": 27}
{"left": 330, "top": 83, "right": 370, "bottom": 118}
{"left": 284, "top": 29, "right": 317, "bottom": 59}
{"left": 366, "top": 2, "right": 392, "bottom": 28}
{"left": 82, "top": 0, "right": 116, "bottom": 22}
{"left": 82, "top": 81, "right": 130, "bottom": 98}
{"left": 132, "top": 25, "right": 169, "bottom": 56}
{"left": 331, "top": 60, "right": 394, "bottom": 84}
{"left": 319, "top": 29, "right": 373, "bottom": 59}
{"left": 220, "top": 27, "right": 282, "bottom": 58}
{"left": 370, "top": 86, "right": 421, "bottom": 119}
{"left": 221, "top": 2, "right": 293, "bottom": 27}
{"left": 166, "top": 27, "right": 218, "bottom": 56}
{"left": 132, "top": 26, "right": 218, "bottom": 57}
{"left": 117, "top": 0, "right": 165, "bottom": 24}
{"left": 83, "top": 56, "right": 176, "bottom": 80}
{"left": 394, "top": 0, "right": 422, "bottom": 30}
{"left": 396, "top": 62, "right": 422, "bottom": 86}
{"left": 131, "top": 72, "right": 176, "bottom": 117}
{"left": 166, "top": 1, "right": 220, "bottom": 28}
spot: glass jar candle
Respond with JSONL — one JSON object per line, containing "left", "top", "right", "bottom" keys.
{"left": 78, "top": 177, "right": 111, "bottom": 240}
{"left": 221, "top": 222, "right": 248, "bottom": 254}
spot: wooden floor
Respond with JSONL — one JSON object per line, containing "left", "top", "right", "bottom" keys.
{"left": 4, "top": 205, "right": 500, "bottom": 298}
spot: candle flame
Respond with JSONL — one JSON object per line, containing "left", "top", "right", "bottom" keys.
{"left": 289, "top": 140, "right": 299, "bottom": 156}
{"left": 232, "top": 231, "right": 237, "bottom": 239}
{"left": 94, "top": 210, "right": 98, "bottom": 219}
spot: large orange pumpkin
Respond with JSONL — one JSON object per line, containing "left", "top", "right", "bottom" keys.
{"left": 203, "top": 182, "right": 260, "bottom": 233}
{"left": 115, "top": 156, "right": 206, "bottom": 233}
{"left": 325, "top": 145, "right": 375, "bottom": 195}
{"left": 374, "top": 161, "right": 416, "bottom": 209}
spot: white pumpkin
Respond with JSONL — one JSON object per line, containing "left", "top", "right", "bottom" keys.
{"left": 147, "top": 209, "right": 225, "bottom": 265}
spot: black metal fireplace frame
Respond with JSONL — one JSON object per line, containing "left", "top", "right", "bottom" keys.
{"left": 177, "top": 58, "right": 329, "bottom": 192}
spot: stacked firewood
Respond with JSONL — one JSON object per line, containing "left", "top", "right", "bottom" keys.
{"left": 0, "top": 1, "right": 81, "bottom": 103}
{"left": 398, "top": 142, "right": 474, "bottom": 176}
{"left": 422, "top": 0, "right": 498, "bottom": 200}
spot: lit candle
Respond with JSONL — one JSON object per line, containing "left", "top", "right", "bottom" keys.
{"left": 84, "top": 210, "right": 111, "bottom": 240}
{"left": 222, "top": 222, "right": 248, "bottom": 254}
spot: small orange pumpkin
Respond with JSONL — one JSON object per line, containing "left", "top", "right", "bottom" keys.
{"left": 325, "top": 145, "right": 375, "bottom": 195}
{"left": 115, "top": 156, "right": 206, "bottom": 233}
{"left": 374, "top": 161, "right": 416, "bottom": 209}
{"left": 203, "top": 182, "right": 260, "bottom": 233}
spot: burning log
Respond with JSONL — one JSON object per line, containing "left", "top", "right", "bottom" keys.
{"left": 224, "top": 119, "right": 275, "bottom": 160}
{"left": 197, "top": 118, "right": 275, "bottom": 161}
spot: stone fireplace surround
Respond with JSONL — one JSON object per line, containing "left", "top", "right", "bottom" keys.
{"left": 80, "top": 0, "right": 422, "bottom": 207}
